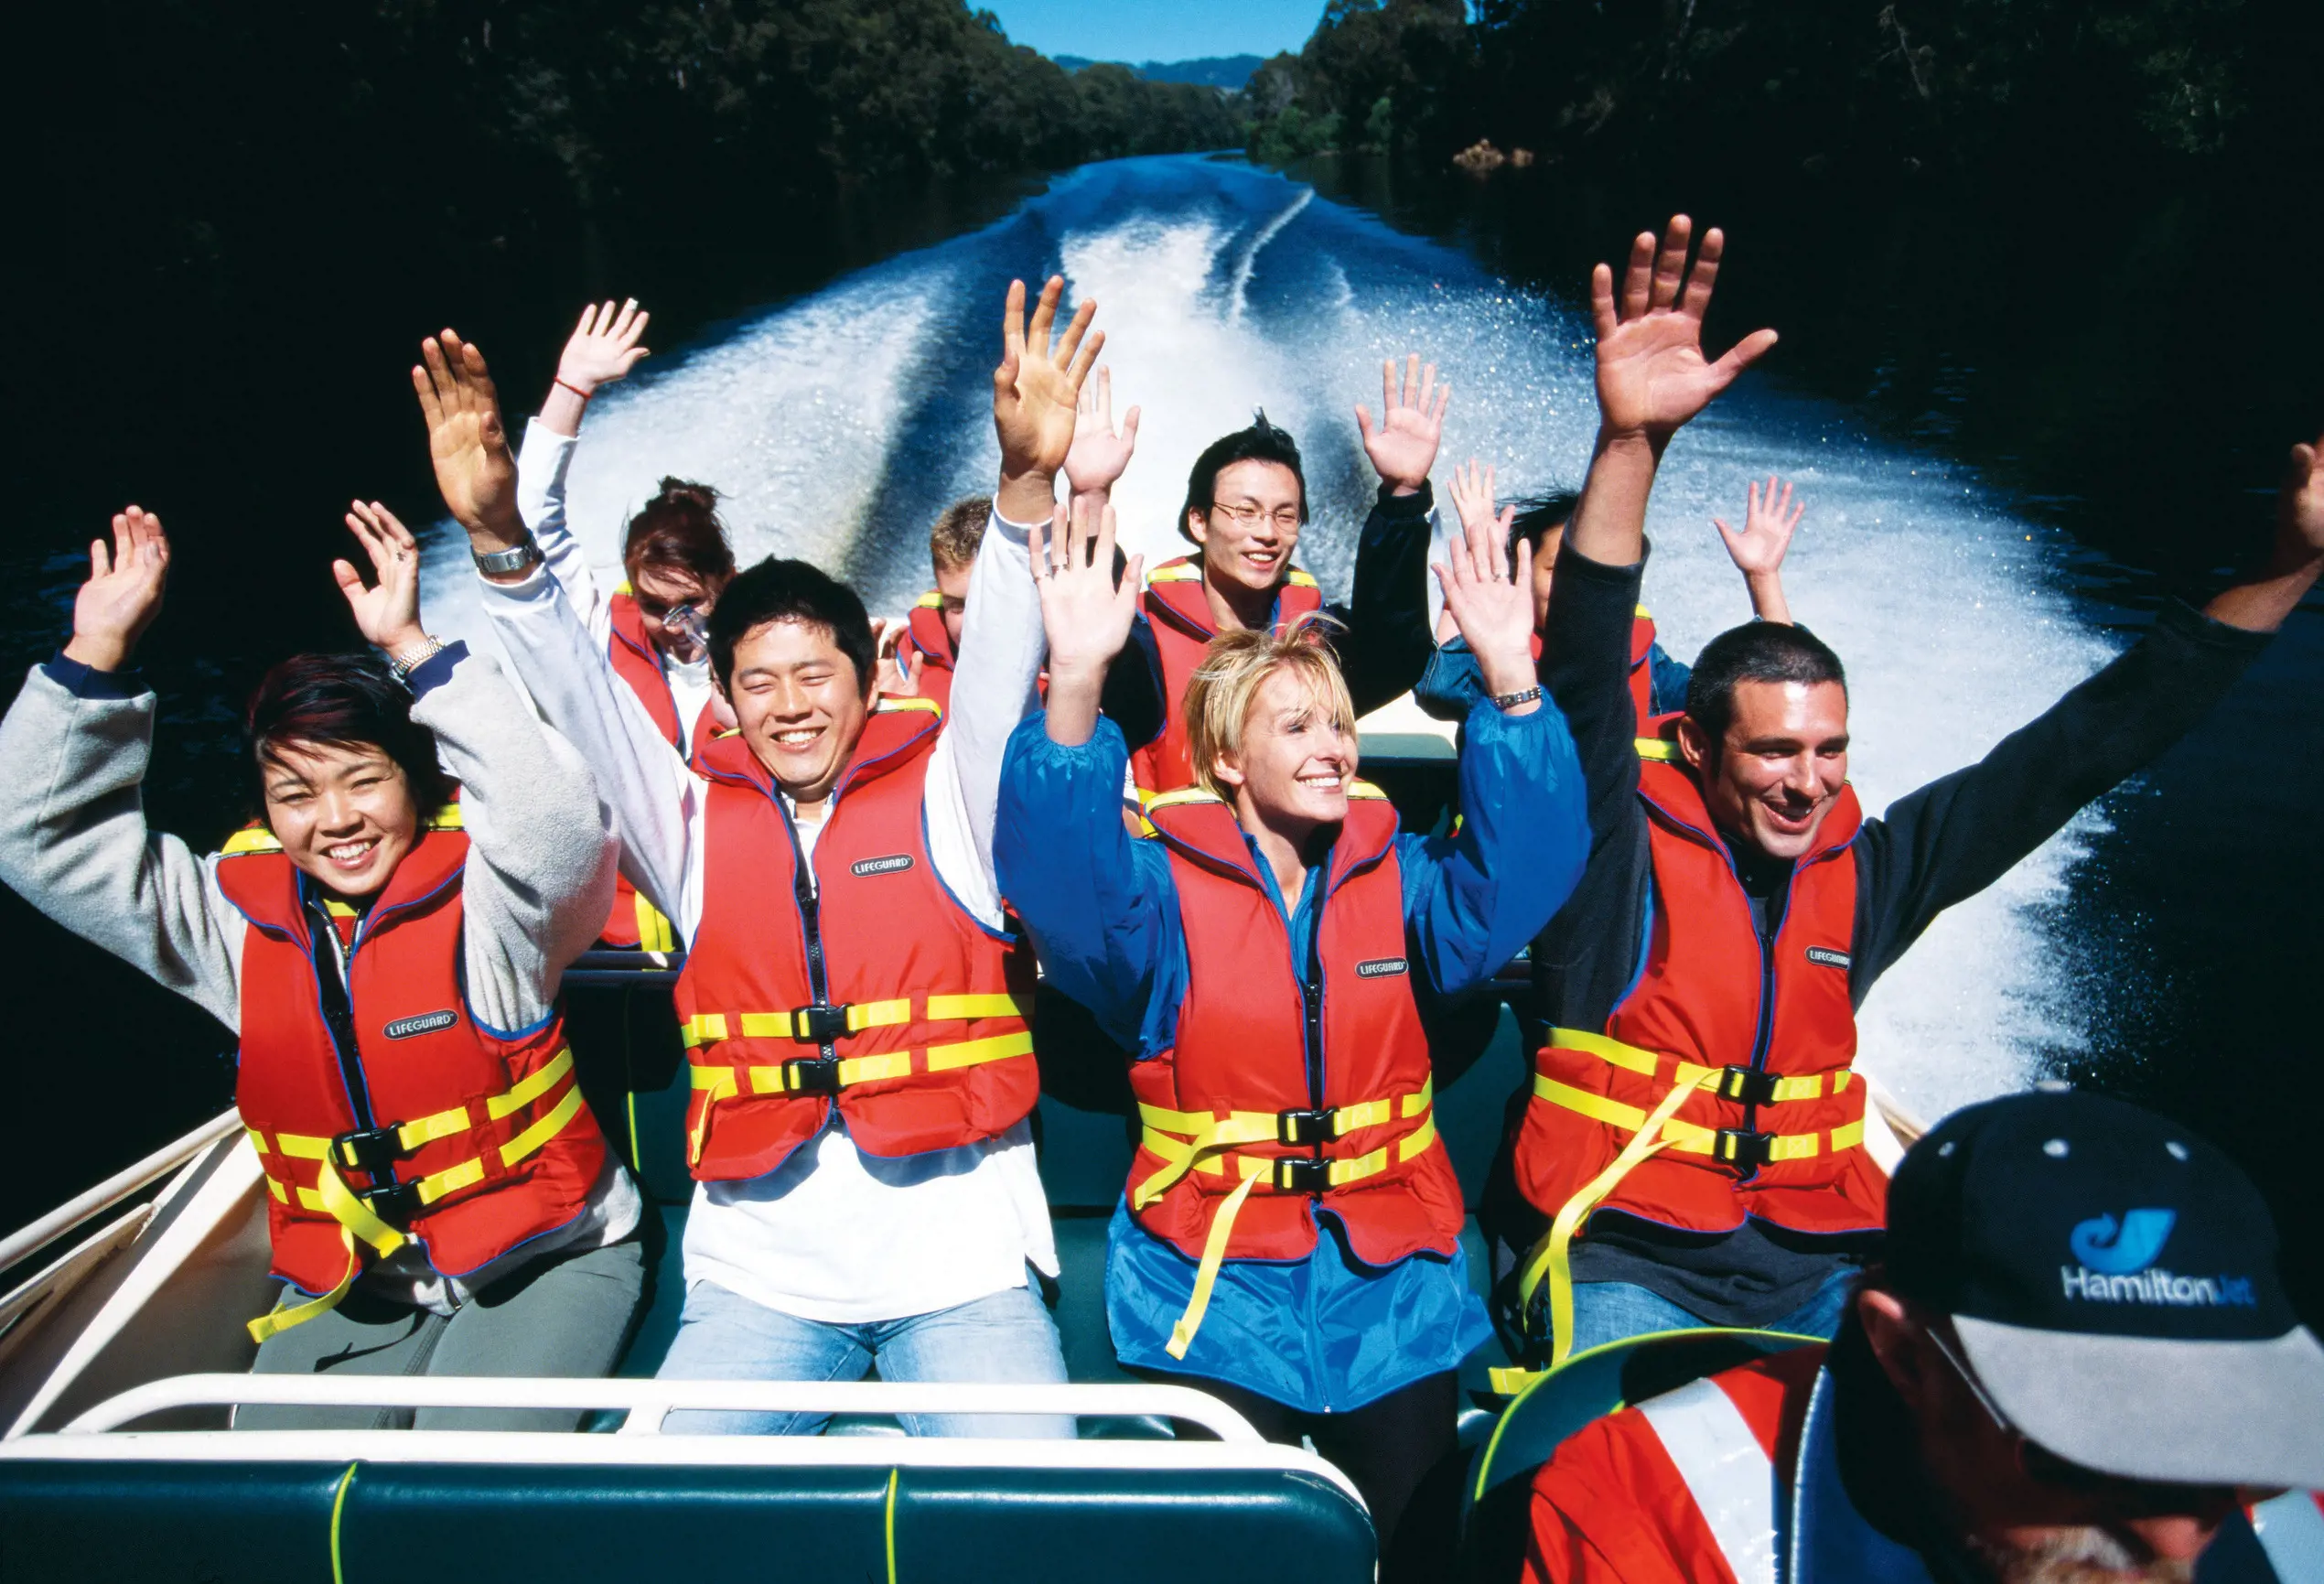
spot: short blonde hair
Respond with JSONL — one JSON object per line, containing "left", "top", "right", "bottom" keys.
{"left": 929, "top": 496, "right": 992, "bottom": 576}
{"left": 1184, "top": 614, "right": 1357, "bottom": 799}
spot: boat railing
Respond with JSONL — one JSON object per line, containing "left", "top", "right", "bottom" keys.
{"left": 0, "top": 1111, "right": 243, "bottom": 1296}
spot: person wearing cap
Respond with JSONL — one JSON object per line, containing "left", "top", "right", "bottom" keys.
{"left": 1519, "top": 1089, "right": 2324, "bottom": 1584}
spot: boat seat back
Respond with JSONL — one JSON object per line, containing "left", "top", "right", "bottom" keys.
{"left": 0, "top": 1449, "right": 1372, "bottom": 1583}
{"left": 1457, "top": 1327, "right": 1818, "bottom": 1582}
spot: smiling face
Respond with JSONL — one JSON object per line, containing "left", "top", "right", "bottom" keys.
{"left": 1678, "top": 678, "right": 1850, "bottom": 861}
{"left": 933, "top": 559, "right": 973, "bottom": 652}
{"left": 1213, "top": 664, "right": 1358, "bottom": 835}
{"left": 631, "top": 562, "right": 716, "bottom": 664}
{"left": 721, "top": 617, "right": 871, "bottom": 804}
{"left": 1189, "top": 459, "right": 1304, "bottom": 598}
{"left": 259, "top": 738, "right": 423, "bottom": 902}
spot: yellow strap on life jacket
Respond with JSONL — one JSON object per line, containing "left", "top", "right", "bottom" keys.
{"left": 682, "top": 995, "right": 1034, "bottom": 1165}
{"left": 633, "top": 892, "right": 678, "bottom": 954}
{"left": 1636, "top": 737, "right": 1680, "bottom": 761}
{"left": 1134, "top": 1082, "right": 1437, "bottom": 1360}
{"left": 244, "top": 1051, "right": 588, "bottom": 1342}
{"left": 1515, "top": 1029, "right": 1865, "bottom": 1369}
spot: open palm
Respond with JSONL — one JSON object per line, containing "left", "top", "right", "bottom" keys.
{"left": 2285, "top": 434, "right": 2324, "bottom": 555}
{"left": 1713, "top": 474, "right": 1803, "bottom": 576}
{"left": 1358, "top": 354, "right": 1449, "bottom": 491}
{"left": 1592, "top": 218, "right": 1778, "bottom": 441}
{"left": 413, "top": 329, "right": 520, "bottom": 538}
{"left": 1064, "top": 366, "right": 1141, "bottom": 496}
{"left": 332, "top": 501, "right": 426, "bottom": 654}
{"left": 995, "top": 275, "right": 1102, "bottom": 482}
{"left": 558, "top": 298, "right": 651, "bottom": 394}
{"left": 1033, "top": 496, "right": 1142, "bottom": 678}
{"left": 66, "top": 506, "right": 171, "bottom": 672}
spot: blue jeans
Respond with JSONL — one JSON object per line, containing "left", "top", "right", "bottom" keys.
{"left": 655, "top": 1278, "right": 1072, "bottom": 1438}
{"left": 1563, "top": 1263, "right": 1860, "bottom": 1359}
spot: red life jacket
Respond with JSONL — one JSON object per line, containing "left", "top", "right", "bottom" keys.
{"left": 1511, "top": 738, "right": 1879, "bottom": 1358}
{"left": 1130, "top": 556, "right": 1325, "bottom": 795}
{"left": 1629, "top": 606, "right": 1660, "bottom": 723}
{"left": 1128, "top": 784, "right": 1462, "bottom": 1357}
{"left": 1524, "top": 1348, "right": 2324, "bottom": 1584}
{"left": 673, "top": 697, "right": 1038, "bottom": 1180}
{"left": 894, "top": 593, "right": 957, "bottom": 715}
{"left": 597, "top": 587, "right": 716, "bottom": 950}
{"left": 217, "top": 809, "right": 607, "bottom": 1340}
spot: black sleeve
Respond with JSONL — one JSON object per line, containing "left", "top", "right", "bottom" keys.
{"left": 1338, "top": 480, "right": 1438, "bottom": 717}
{"left": 1099, "top": 613, "right": 1167, "bottom": 752}
{"left": 1849, "top": 599, "right": 2273, "bottom": 997}
{"left": 1525, "top": 540, "right": 1655, "bottom": 1033}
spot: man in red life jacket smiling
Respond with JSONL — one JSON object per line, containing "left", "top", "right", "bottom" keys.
{"left": 1484, "top": 214, "right": 2324, "bottom": 1373}
{"left": 1097, "top": 357, "right": 1449, "bottom": 798}
{"left": 428, "top": 276, "right": 1103, "bottom": 1436}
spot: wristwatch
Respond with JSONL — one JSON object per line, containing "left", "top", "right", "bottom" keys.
{"left": 472, "top": 533, "right": 543, "bottom": 576}
{"left": 1490, "top": 685, "right": 1544, "bottom": 712}
{"left": 387, "top": 636, "right": 447, "bottom": 684}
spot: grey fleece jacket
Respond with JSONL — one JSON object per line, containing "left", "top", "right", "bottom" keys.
{"left": 0, "top": 643, "right": 640, "bottom": 1310}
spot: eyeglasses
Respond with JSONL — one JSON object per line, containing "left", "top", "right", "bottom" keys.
{"left": 1210, "top": 501, "right": 1302, "bottom": 531}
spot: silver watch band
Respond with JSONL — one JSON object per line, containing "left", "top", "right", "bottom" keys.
{"left": 388, "top": 637, "right": 448, "bottom": 683}
{"left": 472, "top": 533, "right": 543, "bottom": 576}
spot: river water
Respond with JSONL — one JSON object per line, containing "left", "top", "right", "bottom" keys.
{"left": 10, "top": 152, "right": 2318, "bottom": 1308}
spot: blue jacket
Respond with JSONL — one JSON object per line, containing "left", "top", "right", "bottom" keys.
{"left": 995, "top": 697, "right": 1589, "bottom": 1410}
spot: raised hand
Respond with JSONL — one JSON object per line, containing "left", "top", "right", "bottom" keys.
{"left": 1433, "top": 490, "right": 1538, "bottom": 712}
{"left": 1063, "top": 366, "right": 1141, "bottom": 501}
{"left": 413, "top": 330, "right": 524, "bottom": 552}
{"left": 1033, "top": 495, "right": 1143, "bottom": 747}
{"left": 1446, "top": 458, "right": 1515, "bottom": 556}
{"left": 332, "top": 501, "right": 430, "bottom": 658}
{"left": 63, "top": 506, "right": 171, "bottom": 673}
{"left": 995, "top": 276, "right": 1102, "bottom": 523}
{"left": 1590, "top": 217, "right": 1778, "bottom": 445}
{"left": 1714, "top": 474, "right": 1803, "bottom": 576}
{"left": 1357, "top": 353, "right": 1450, "bottom": 495}
{"left": 557, "top": 298, "right": 651, "bottom": 396}
{"left": 2283, "top": 431, "right": 2324, "bottom": 556}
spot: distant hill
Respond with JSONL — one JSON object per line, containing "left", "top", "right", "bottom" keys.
{"left": 1054, "top": 53, "right": 1264, "bottom": 92}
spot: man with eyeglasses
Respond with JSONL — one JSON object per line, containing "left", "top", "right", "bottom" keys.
{"left": 1091, "top": 358, "right": 1449, "bottom": 799}
{"left": 1519, "top": 1088, "right": 2324, "bottom": 1584}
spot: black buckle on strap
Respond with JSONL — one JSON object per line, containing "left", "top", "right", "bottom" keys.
{"left": 332, "top": 1126, "right": 409, "bottom": 1179}
{"left": 1714, "top": 1128, "right": 1774, "bottom": 1169}
{"left": 1716, "top": 1066, "right": 1781, "bottom": 1107}
{"left": 783, "top": 1056, "right": 845, "bottom": 1094}
{"left": 1270, "top": 1157, "right": 1333, "bottom": 1194}
{"left": 1275, "top": 1108, "right": 1337, "bottom": 1147}
{"left": 357, "top": 1178, "right": 425, "bottom": 1227}
{"left": 791, "top": 1004, "right": 850, "bottom": 1043}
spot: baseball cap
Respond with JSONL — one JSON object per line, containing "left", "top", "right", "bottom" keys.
{"left": 1884, "top": 1088, "right": 2324, "bottom": 1490}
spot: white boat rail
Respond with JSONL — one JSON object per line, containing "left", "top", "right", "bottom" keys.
{"left": 0, "top": 1111, "right": 243, "bottom": 1279}
{"left": 55, "top": 1374, "right": 1264, "bottom": 1440}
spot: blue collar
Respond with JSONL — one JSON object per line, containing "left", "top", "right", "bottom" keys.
{"left": 1791, "top": 1367, "right": 1945, "bottom": 1584}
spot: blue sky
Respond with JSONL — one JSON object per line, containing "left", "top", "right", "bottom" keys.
{"left": 982, "top": 1, "right": 1326, "bottom": 63}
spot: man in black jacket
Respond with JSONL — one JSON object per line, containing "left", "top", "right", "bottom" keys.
{"left": 1487, "top": 214, "right": 2324, "bottom": 1368}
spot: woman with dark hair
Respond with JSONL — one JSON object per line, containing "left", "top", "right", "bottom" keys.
{"left": 512, "top": 299, "right": 736, "bottom": 949}
{"left": 0, "top": 501, "right": 645, "bottom": 1429}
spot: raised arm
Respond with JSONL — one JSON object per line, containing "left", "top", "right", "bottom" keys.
{"left": 334, "top": 501, "right": 616, "bottom": 1026}
{"left": 1850, "top": 426, "right": 2324, "bottom": 993}
{"left": 0, "top": 507, "right": 244, "bottom": 1029}
{"left": 517, "top": 300, "right": 652, "bottom": 642}
{"left": 995, "top": 495, "right": 1165, "bottom": 1048}
{"left": 1564, "top": 217, "right": 1779, "bottom": 570}
{"left": 1404, "top": 500, "right": 1587, "bottom": 996}
{"left": 1711, "top": 473, "right": 1802, "bottom": 624}
{"left": 1341, "top": 355, "right": 1450, "bottom": 711}
{"left": 421, "top": 329, "right": 700, "bottom": 933}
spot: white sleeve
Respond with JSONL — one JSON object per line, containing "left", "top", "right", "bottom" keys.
{"left": 476, "top": 565, "right": 705, "bottom": 939}
{"left": 920, "top": 499, "right": 1046, "bottom": 932}
{"left": 516, "top": 418, "right": 614, "bottom": 649}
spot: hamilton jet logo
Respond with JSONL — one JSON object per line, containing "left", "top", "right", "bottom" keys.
{"left": 850, "top": 855, "right": 915, "bottom": 877}
{"left": 383, "top": 1009, "right": 458, "bottom": 1040}
{"left": 2061, "top": 1208, "right": 2256, "bottom": 1308}
{"left": 2071, "top": 1209, "right": 2175, "bottom": 1274}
